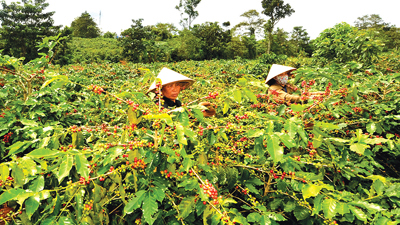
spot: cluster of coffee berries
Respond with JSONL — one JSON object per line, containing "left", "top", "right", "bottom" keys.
{"left": 131, "top": 157, "right": 146, "bottom": 169}
{"left": 352, "top": 107, "right": 362, "bottom": 113}
{"left": 69, "top": 125, "right": 82, "bottom": 133}
{"left": 127, "top": 100, "right": 140, "bottom": 109}
{"left": 2, "top": 132, "right": 12, "bottom": 143}
{"left": 0, "top": 112, "right": 6, "bottom": 118}
{"left": 79, "top": 176, "right": 90, "bottom": 185}
{"left": 235, "top": 114, "right": 249, "bottom": 121}
{"left": 205, "top": 92, "right": 219, "bottom": 99}
{"left": 88, "top": 84, "right": 104, "bottom": 95}
{"left": 200, "top": 180, "right": 220, "bottom": 205}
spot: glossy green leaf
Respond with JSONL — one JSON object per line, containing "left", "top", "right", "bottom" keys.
{"left": 293, "top": 206, "right": 310, "bottom": 221}
{"left": 322, "top": 198, "right": 337, "bottom": 219}
{"left": 349, "top": 205, "right": 367, "bottom": 222}
{"left": 29, "top": 175, "right": 44, "bottom": 192}
{"left": 57, "top": 155, "right": 73, "bottom": 182}
{"left": 243, "top": 88, "right": 257, "bottom": 103}
{"left": 0, "top": 188, "right": 25, "bottom": 205}
{"left": 142, "top": 192, "right": 158, "bottom": 225}
{"left": 27, "top": 148, "right": 58, "bottom": 158}
{"left": 75, "top": 154, "right": 90, "bottom": 178}
{"left": 0, "top": 164, "right": 9, "bottom": 181}
{"left": 349, "top": 143, "right": 369, "bottom": 155}
{"left": 302, "top": 184, "right": 323, "bottom": 199}
{"left": 124, "top": 190, "right": 146, "bottom": 215}
{"left": 267, "top": 134, "right": 283, "bottom": 163}
{"left": 178, "top": 196, "right": 196, "bottom": 219}
{"left": 233, "top": 89, "right": 242, "bottom": 102}
{"left": 25, "top": 196, "right": 40, "bottom": 219}
{"left": 176, "top": 123, "right": 187, "bottom": 145}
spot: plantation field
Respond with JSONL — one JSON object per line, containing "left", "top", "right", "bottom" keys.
{"left": 1, "top": 47, "right": 400, "bottom": 225}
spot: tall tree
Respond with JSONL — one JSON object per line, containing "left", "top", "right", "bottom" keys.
{"left": 233, "top": 9, "right": 266, "bottom": 37}
{"left": 175, "top": 0, "right": 201, "bottom": 29}
{"left": 0, "top": 0, "right": 61, "bottom": 61}
{"left": 70, "top": 11, "right": 101, "bottom": 38}
{"left": 290, "top": 26, "right": 311, "bottom": 55}
{"left": 354, "top": 14, "right": 389, "bottom": 30}
{"left": 119, "top": 19, "right": 152, "bottom": 62}
{"left": 261, "top": 0, "right": 295, "bottom": 54}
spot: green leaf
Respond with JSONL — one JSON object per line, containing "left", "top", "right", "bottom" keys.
{"left": 267, "top": 134, "right": 283, "bottom": 163}
{"left": 349, "top": 205, "right": 367, "bottom": 222}
{"left": 243, "top": 88, "right": 257, "bottom": 103}
{"left": 335, "top": 202, "right": 350, "bottom": 215}
{"left": 0, "top": 188, "right": 25, "bottom": 205}
{"left": 247, "top": 129, "right": 263, "bottom": 138}
{"left": 176, "top": 123, "right": 187, "bottom": 145}
{"left": 223, "top": 101, "right": 229, "bottom": 114}
{"left": 27, "top": 148, "right": 58, "bottom": 158}
{"left": 233, "top": 89, "right": 242, "bottom": 102}
{"left": 293, "top": 206, "right": 310, "bottom": 221}
{"left": 247, "top": 212, "right": 261, "bottom": 222}
{"left": 178, "top": 196, "right": 196, "bottom": 219}
{"left": 72, "top": 131, "right": 84, "bottom": 149}
{"left": 366, "top": 122, "right": 376, "bottom": 134}
{"left": 350, "top": 143, "right": 369, "bottom": 155}
{"left": 315, "top": 122, "right": 339, "bottom": 130}
{"left": 25, "top": 196, "right": 40, "bottom": 219}
{"left": 0, "top": 164, "right": 9, "bottom": 181}
{"left": 29, "top": 176, "right": 44, "bottom": 192}
{"left": 57, "top": 155, "right": 73, "bottom": 182}
{"left": 322, "top": 198, "right": 337, "bottom": 219}
{"left": 124, "top": 190, "right": 146, "bottom": 215}
{"left": 350, "top": 200, "right": 385, "bottom": 213}
{"left": 291, "top": 104, "right": 307, "bottom": 112}
{"left": 284, "top": 120, "right": 297, "bottom": 139}
{"left": 75, "top": 154, "right": 89, "bottom": 178}
{"left": 7, "top": 141, "right": 32, "bottom": 156}
{"left": 127, "top": 106, "right": 141, "bottom": 124}
{"left": 302, "top": 184, "right": 323, "bottom": 199}
{"left": 142, "top": 192, "right": 158, "bottom": 225}
{"left": 20, "top": 118, "right": 38, "bottom": 127}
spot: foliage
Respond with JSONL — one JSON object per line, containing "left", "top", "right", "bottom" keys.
{"left": 233, "top": 10, "right": 266, "bottom": 37}
{"left": 192, "top": 22, "right": 231, "bottom": 60}
{"left": 175, "top": 0, "right": 201, "bottom": 29}
{"left": 354, "top": 14, "right": 389, "bottom": 30}
{"left": 119, "top": 19, "right": 152, "bottom": 62}
{"left": 69, "top": 37, "right": 123, "bottom": 64}
{"left": 70, "top": 11, "right": 101, "bottom": 38}
{"left": 313, "top": 22, "right": 384, "bottom": 65}
{"left": 261, "top": 0, "right": 295, "bottom": 54}
{"left": 103, "top": 31, "right": 117, "bottom": 39}
{"left": 0, "top": 0, "right": 61, "bottom": 62}
{"left": 290, "top": 26, "right": 312, "bottom": 56}
{"left": 2, "top": 37, "right": 400, "bottom": 224}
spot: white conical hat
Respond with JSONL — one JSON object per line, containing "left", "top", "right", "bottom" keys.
{"left": 147, "top": 67, "right": 195, "bottom": 93}
{"left": 265, "top": 64, "right": 296, "bottom": 84}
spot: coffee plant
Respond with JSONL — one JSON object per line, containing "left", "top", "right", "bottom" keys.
{"left": 0, "top": 38, "right": 400, "bottom": 225}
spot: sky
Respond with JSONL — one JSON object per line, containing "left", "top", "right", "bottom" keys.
{"left": 2, "top": 0, "right": 400, "bottom": 39}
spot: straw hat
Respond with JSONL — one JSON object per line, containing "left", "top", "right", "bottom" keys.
{"left": 265, "top": 64, "right": 296, "bottom": 84}
{"left": 147, "top": 67, "right": 195, "bottom": 93}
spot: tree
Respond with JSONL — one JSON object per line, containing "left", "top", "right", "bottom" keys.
{"left": 103, "top": 31, "right": 117, "bottom": 38}
{"left": 175, "top": 0, "right": 201, "bottom": 29}
{"left": 119, "top": 19, "right": 152, "bottom": 62}
{"left": 233, "top": 9, "right": 266, "bottom": 37}
{"left": 0, "top": 0, "right": 61, "bottom": 61}
{"left": 354, "top": 14, "right": 389, "bottom": 30}
{"left": 151, "top": 23, "right": 177, "bottom": 41}
{"left": 261, "top": 0, "right": 295, "bottom": 54}
{"left": 192, "top": 22, "right": 231, "bottom": 59}
{"left": 290, "top": 26, "right": 312, "bottom": 56}
{"left": 70, "top": 11, "right": 101, "bottom": 38}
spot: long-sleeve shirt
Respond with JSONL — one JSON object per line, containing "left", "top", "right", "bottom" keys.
{"left": 268, "top": 83, "right": 301, "bottom": 103}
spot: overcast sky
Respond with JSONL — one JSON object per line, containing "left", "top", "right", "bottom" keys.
{"left": 2, "top": 0, "right": 400, "bottom": 39}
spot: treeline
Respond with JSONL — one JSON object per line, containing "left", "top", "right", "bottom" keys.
{"left": 0, "top": 0, "right": 399, "bottom": 65}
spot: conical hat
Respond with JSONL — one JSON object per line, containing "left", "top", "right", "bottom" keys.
{"left": 265, "top": 64, "right": 296, "bottom": 84}
{"left": 147, "top": 67, "right": 195, "bottom": 93}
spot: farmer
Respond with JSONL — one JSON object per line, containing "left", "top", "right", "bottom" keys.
{"left": 265, "top": 64, "right": 323, "bottom": 103}
{"left": 148, "top": 67, "right": 215, "bottom": 117}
